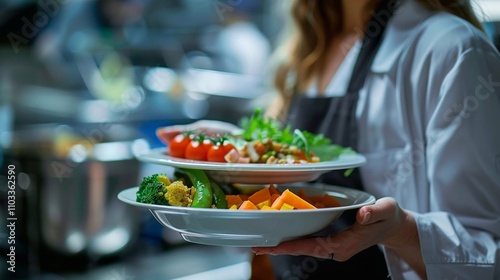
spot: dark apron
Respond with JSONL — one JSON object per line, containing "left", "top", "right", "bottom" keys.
{"left": 269, "top": 1, "right": 397, "bottom": 279}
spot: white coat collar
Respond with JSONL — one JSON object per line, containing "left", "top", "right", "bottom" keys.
{"left": 371, "top": 0, "right": 435, "bottom": 73}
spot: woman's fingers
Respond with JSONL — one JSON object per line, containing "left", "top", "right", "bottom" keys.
{"left": 357, "top": 197, "right": 398, "bottom": 225}
{"left": 253, "top": 234, "right": 368, "bottom": 262}
{"left": 253, "top": 236, "right": 341, "bottom": 260}
{"left": 353, "top": 197, "right": 415, "bottom": 249}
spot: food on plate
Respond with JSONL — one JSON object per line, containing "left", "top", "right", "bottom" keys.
{"left": 226, "top": 138, "right": 319, "bottom": 164}
{"left": 137, "top": 170, "right": 341, "bottom": 210}
{"left": 168, "top": 132, "right": 194, "bottom": 158}
{"left": 227, "top": 184, "right": 341, "bottom": 211}
{"left": 207, "top": 137, "right": 236, "bottom": 162}
{"left": 136, "top": 174, "right": 194, "bottom": 206}
{"left": 184, "top": 134, "right": 214, "bottom": 161}
{"left": 137, "top": 169, "right": 224, "bottom": 208}
{"left": 158, "top": 108, "right": 356, "bottom": 164}
{"left": 174, "top": 168, "right": 215, "bottom": 208}
{"left": 209, "top": 177, "right": 228, "bottom": 209}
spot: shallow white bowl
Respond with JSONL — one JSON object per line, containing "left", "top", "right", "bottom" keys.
{"left": 118, "top": 184, "right": 375, "bottom": 247}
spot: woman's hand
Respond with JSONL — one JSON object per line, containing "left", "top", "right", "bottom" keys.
{"left": 252, "top": 197, "right": 425, "bottom": 277}
{"left": 156, "top": 120, "right": 241, "bottom": 145}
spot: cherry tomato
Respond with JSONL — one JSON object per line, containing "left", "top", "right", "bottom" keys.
{"left": 207, "top": 141, "right": 236, "bottom": 162}
{"left": 168, "top": 133, "right": 193, "bottom": 158}
{"left": 185, "top": 139, "right": 213, "bottom": 161}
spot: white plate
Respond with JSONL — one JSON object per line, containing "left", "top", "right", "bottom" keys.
{"left": 117, "top": 184, "right": 376, "bottom": 247}
{"left": 136, "top": 148, "right": 366, "bottom": 184}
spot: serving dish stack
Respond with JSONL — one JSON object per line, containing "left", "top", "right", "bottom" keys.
{"left": 117, "top": 147, "right": 374, "bottom": 247}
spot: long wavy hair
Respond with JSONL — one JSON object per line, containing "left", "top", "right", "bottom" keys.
{"left": 270, "top": 0, "right": 485, "bottom": 120}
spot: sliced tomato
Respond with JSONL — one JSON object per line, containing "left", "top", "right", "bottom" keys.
{"left": 168, "top": 133, "right": 193, "bottom": 158}
{"left": 185, "top": 139, "right": 213, "bottom": 161}
{"left": 207, "top": 141, "right": 236, "bottom": 162}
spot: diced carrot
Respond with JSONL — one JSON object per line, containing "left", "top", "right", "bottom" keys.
{"left": 321, "top": 194, "right": 341, "bottom": 207}
{"left": 297, "top": 189, "right": 313, "bottom": 204}
{"left": 226, "top": 195, "right": 243, "bottom": 208}
{"left": 307, "top": 195, "right": 323, "bottom": 204}
{"left": 314, "top": 202, "right": 325, "bottom": 208}
{"left": 270, "top": 193, "right": 280, "bottom": 205}
{"left": 233, "top": 187, "right": 326, "bottom": 211}
{"left": 298, "top": 189, "right": 307, "bottom": 198}
{"left": 239, "top": 194, "right": 250, "bottom": 201}
{"left": 270, "top": 195, "right": 285, "bottom": 210}
{"left": 239, "top": 200, "right": 259, "bottom": 210}
{"left": 248, "top": 187, "right": 271, "bottom": 205}
{"left": 268, "top": 184, "right": 280, "bottom": 195}
{"left": 280, "top": 189, "right": 316, "bottom": 209}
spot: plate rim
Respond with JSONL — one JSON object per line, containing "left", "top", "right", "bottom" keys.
{"left": 136, "top": 147, "right": 366, "bottom": 172}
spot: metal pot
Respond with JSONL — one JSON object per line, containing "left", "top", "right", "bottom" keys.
{"left": 1, "top": 124, "right": 147, "bottom": 271}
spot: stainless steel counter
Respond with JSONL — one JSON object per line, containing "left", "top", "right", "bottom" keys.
{"left": 1, "top": 242, "right": 252, "bottom": 280}
{"left": 59, "top": 244, "right": 251, "bottom": 280}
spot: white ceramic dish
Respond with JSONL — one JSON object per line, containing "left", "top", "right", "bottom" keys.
{"left": 136, "top": 148, "right": 366, "bottom": 184}
{"left": 117, "top": 184, "right": 376, "bottom": 247}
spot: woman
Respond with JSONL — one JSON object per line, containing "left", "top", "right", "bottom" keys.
{"left": 157, "top": 0, "right": 500, "bottom": 279}
{"left": 251, "top": 0, "right": 500, "bottom": 279}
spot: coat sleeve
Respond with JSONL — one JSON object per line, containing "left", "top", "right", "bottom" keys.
{"left": 417, "top": 46, "right": 500, "bottom": 279}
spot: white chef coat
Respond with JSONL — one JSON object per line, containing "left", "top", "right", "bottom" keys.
{"left": 308, "top": 0, "right": 500, "bottom": 279}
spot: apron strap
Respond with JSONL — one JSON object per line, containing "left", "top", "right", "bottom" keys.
{"left": 347, "top": 0, "right": 398, "bottom": 92}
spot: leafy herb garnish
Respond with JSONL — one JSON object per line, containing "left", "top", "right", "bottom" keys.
{"left": 238, "top": 108, "right": 355, "bottom": 162}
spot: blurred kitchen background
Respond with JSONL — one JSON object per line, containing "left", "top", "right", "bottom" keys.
{"left": 0, "top": 0, "right": 499, "bottom": 279}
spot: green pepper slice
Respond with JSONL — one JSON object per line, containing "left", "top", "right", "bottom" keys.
{"left": 176, "top": 168, "right": 213, "bottom": 208}
{"left": 209, "top": 178, "right": 228, "bottom": 209}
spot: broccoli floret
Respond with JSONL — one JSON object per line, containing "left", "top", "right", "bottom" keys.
{"left": 136, "top": 174, "right": 193, "bottom": 206}
{"left": 136, "top": 174, "right": 171, "bottom": 205}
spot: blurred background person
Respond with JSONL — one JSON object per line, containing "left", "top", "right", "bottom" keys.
{"left": 206, "top": 1, "right": 271, "bottom": 76}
